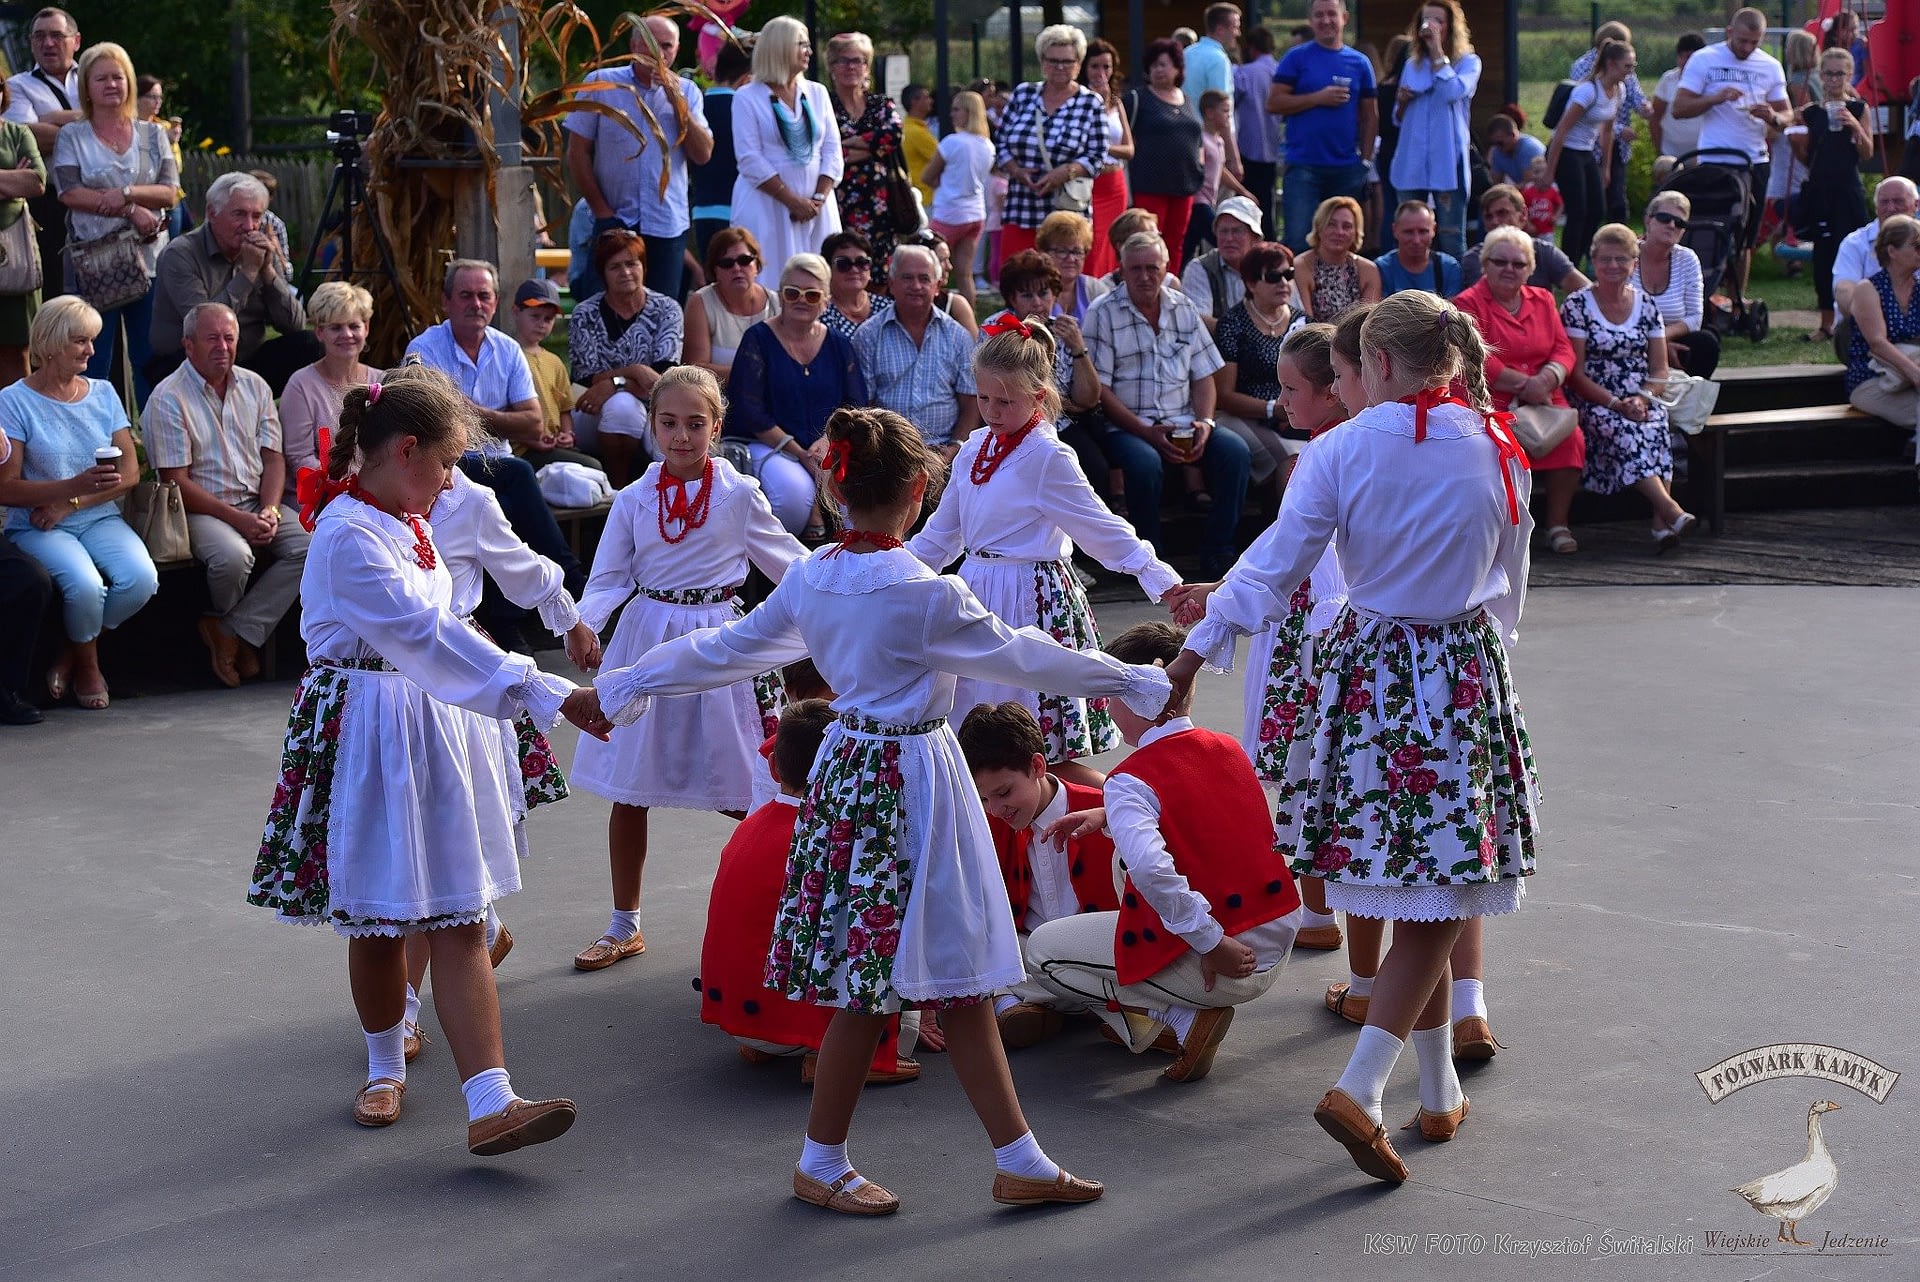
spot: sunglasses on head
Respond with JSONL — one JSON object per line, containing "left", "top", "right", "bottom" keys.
{"left": 1648, "top": 210, "right": 1687, "bottom": 228}
{"left": 1262, "top": 268, "right": 1295, "bottom": 284}
{"left": 833, "top": 255, "right": 872, "bottom": 272}
{"left": 713, "top": 253, "right": 758, "bottom": 269}
{"left": 781, "top": 285, "right": 826, "bottom": 304}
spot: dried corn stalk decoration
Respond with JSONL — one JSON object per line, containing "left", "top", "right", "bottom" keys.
{"left": 327, "top": 1, "right": 732, "bottom": 363}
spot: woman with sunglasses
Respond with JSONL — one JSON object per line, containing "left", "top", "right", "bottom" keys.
{"left": 818, "top": 229, "right": 893, "bottom": 341}
{"left": 724, "top": 253, "right": 868, "bottom": 539}
{"left": 685, "top": 227, "right": 777, "bottom": 384}
{"left": 1792, "top": 48, "right": 1873, "bottom": 343}
{"left": 1211, "top": 241, "right": 1308, "bottom": 501}
{"left": 1631, "top": 191, "right": 1719, "bottom": 377}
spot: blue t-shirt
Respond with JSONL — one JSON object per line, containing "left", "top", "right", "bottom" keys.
{"left": 1273, "top": 42, "right": 1377, "bottom": 167}
{"left": 1488, "top": 133, "right": 1545, "bottom": 188}
{"left": 0, "top": 379, "right": 128, "bottom": 533}
{"left": 1375, "top": 249, "right": 1461, "bottom": 298}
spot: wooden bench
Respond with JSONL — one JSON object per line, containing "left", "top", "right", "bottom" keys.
{"left": 1691, "top": 404, "right": 1891, "bottom": 534}
{"left": 549, "top": 498, "right": 613, "bottom": 562}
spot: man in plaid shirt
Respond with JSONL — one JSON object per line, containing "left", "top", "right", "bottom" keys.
{"left": 1084, "top": 232, "right": 1251, "bottom": 576}
{"left": 853, "top": 244, "right": 980, "bottom": 457}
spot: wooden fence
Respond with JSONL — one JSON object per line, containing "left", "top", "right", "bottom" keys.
{"left": 178, "top": 153, "right": 333, "bottom": 262}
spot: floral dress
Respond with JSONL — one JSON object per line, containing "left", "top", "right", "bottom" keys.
{"left": 832, "top": 90, "right": 904, "bottom": 286}
{"left": 1308, "top": 255, "right": 1362, "bottom": 323}
{"left": 1559, "top": 288, "right": 1672, "bottom": 494}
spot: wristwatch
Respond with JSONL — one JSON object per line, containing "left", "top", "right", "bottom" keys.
{"left": 609, "top": 375, "right": 629, "bottom": 392}
{"left": 1193, "top": 418, "right": 1216, "bottom": 431}
{"left": 1265, "top": 398, "right": 1277, "bottom": 421}
{"left": 121, "top": 185, "right": 133, "bottom": 206}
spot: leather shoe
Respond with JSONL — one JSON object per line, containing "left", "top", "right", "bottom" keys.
{"left": 573, "top": 930, "right": 645, "bottom": 971}
{"left": 996, "top": 1001, "right": 1065, "bottom": 1049}
{"left": 489, "top": 924, "right": 514, "bottom": 968}
{"left": 737, "top": 1045, "right": 777, "bottom": 1065}
{"left": 235, "top": 641, "right": 262, "bottom": 681}
{"left": 1098, "top": 1020, "right": 1180, "bottom": 1055}
{"left": 991, "top": 1169, "right": 1104, "bottom": 1206}
{"left": 403, "top": 1023, "right": 427, "bottom": 1063}
{"left": 468, "top": 1096, "right": 577, "bottom": 1155}
{"left": 793, "top": 1168, "right": 900, "bottom": 1215}
{"left": 1325, "top": 981, "right": 1369, "bottom": 1025}
{"left": 352, "top": 1077, "right": 404, "bottom": 1127}
{"left": 1453, "top": 1015, "right": 1500, "bottom": 1060}
{"left": 0, "top": 690, "right": 43, "bottom": 725}
{"left": 1294, "top": 922, "right": 1343, "bottom": 950}
{"left": 1163, "top": 1007, "right": 1234, "bottom": 1083}
{"left": 1314, "top": 1087, "right": 1408, "bottom": 1183}
{"left": 800, "top": 1053, "right": 922, "bottom": 1086}
{"left": 1403, "top": 1096, "right": 1470, "bottom": 1142}
{"left": 197, "top": 617, "right": 242, "bottom": 688}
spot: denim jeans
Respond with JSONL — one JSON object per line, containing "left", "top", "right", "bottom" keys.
{"left": 83, "top": 286, "right": 156, "bottom": 407}
{"left": 10, "top": 514, "right": 159, "bottom": 644}
{"left": 1281, "top": 160, "right": 1371, "bottom": 253}
{"left": 1100, "top": 421, "right": 1252, "bottom": 568}
{"left": 643, "top": 232, "right": 687, "bottom": 304}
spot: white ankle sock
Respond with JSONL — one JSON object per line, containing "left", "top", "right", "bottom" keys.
{"left": 798, "top": 1136, "right": 866, "bottom": 1190}
{"left": 365, "top": 1018, "right": 408, "bottom": 1084}
{"left": 1412, "top": 1024, "right": 1465, "bottom": 1113}
{"left": 1452, "top": 977, "right": 1487, "bottom": 1022}
{"left": 1302, "top": 908, "right": 1337, "bottom": 928}
{"left": 1333, "top": 1025, "right": 1404, "bottom": 1124}
{"left": 402, "top": 984, "right": 421, "bottom": 1032}
{"left": 993, "top": 994, "right": 1021, "bottom": 1017}
{"left": 485, "top": 903, "right": 502, "bottom": 949}
{"left": 993, "top": 1130, "right": 1061, "bottom": 1181}
{"left": 608, "top": 908, "right": 642, "bottom": 941}
{"left": 1158, "top": 1005, "right": 1198, "bottom": 1041}
{"left": 461, "top": 1067, "right": 516, "bottom": 1122}
{"left": 1347, "top": 970, "right": 1375, "bottom": 998}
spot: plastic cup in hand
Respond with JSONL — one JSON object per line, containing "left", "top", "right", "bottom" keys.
{"left": 1827, "top": 106, "right": 1847, "bottom": 132}
{"left": 1330, "top": 75, "right": 1352, "bottom": 102}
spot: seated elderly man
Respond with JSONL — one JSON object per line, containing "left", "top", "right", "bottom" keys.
{"left": 149, "top": 172, "right": 315, "bottom": 395}
{"left": 145, "top": 303, "right": 310, "bottom": 688}
{"left": 406, "top": 259, "right": 585, "bottom": 598}
{"left": 1181, "top": 195, "right": 1265, "bottom": 332}
{"left": 1084, "top": 230, "right": 1251, "bottom": 576}
{"left": 853, "top": 243, "right": 980, "bottom": 458}
{"left": 1834, "top": 176, "right": 1919, "bottom": 321}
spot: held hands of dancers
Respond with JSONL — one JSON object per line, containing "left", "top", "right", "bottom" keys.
{"left": 565, "top": 621, "right": 603, "bottom": 672}
{"left": 1200, "top": 935, "right": 1258, "bottom": 991}
{"left": 562, "top": 687, "right": 615, "bottom": 740}
{"left": 1164, "top": 581, "right": 1219, "bottom": 627}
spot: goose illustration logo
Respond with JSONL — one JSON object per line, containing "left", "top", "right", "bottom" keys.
{"left": 1730, "top": 1101, "right": 1842, "bottom": 1247}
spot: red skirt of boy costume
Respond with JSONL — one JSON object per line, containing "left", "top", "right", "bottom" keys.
{"left": 699, "top": 799, "right": 901, "bottom": 1070}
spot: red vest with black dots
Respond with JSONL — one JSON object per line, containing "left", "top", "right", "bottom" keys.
{"left": 1106, "top": 728, "right": 1302, "bottom": 985}
{"left": 988, "top": 778, "right": 1122, "bottom": 929}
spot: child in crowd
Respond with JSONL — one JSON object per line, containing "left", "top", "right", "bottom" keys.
{"left": 594, "top": 405, "right": 1172, "bottom": 1215}
{"left": 1521, "top": 155, "right": 1563, "bottom": 239}
{"left": 252, "top": 367, "right": 610, "bottom": 1153}
{"left": 1188, "top": 89, "right": 1253, "bottom": 265}
{"left": 910, "top": 314, "right": 1179, "bottom": 785}
{"left": 1020, "top": 622, "right": 1302, "bottom": 1084}
{"left": 1169, "top": 323, "right": 1351, "bottom": 954}
{"left": 510, "top": 278, "right": 591, "bottom": 467}
{"left": 700, "top": 698, "right": 920, "bottom": 1085}
{"left": 1166, "top": 291, "right": 1539, "bottom": 1184}
{"left": 958, "top": 701, "right": 1121, "bottom": 1048}
{"left": 570, "top": 367, "right": 806, "bottom": 971}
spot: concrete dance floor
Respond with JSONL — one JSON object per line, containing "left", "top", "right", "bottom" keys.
{"left": 2, "top": 586, "right": 1916, "bottom": 1281}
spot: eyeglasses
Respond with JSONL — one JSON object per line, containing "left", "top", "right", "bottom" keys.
{"left": 713, "top": 253, "right": 758, "bottom": 269}
{"left": 1262, "top": 268, "right": 1295, "bottom": 283}
{"left": 1044, "top": 245, "right": 1086, "bottom": 258}
{"left": 832, "top": 255, "right": 872, "bottom": 272}
{"left": 830, "top": 56, "right": 868, "bottom": 67}
{"left": 1647, "top": 211, "right": 1687, "bottom": 228}
{"left": 1483, "top": 257, "right": 1530, "bottom": 270}
{"left": 1820, "top": 69, "right": 1850, "bottom": 78}
{"left": 1042, "top": 57, "right": 1080, "bottom": 68}
{"left": 781, "top": 285, "right": 826, "bottom": 304}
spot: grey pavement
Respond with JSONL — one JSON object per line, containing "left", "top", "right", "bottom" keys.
{"left": 2, "top": 587, "right": 1917, "bottom": 1280}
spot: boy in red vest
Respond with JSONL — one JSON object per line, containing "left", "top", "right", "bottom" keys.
{"left": 699, "top": 698, "right": 918, "bottom": 1085}
{"left": 958, "top": 702, "right": 1122, "bottom": 1049}
{"left": 1025, "top": 622, "right": 1304, "bottom": 1083}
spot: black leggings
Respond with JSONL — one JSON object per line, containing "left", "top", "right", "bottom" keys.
{"left": 1556, "top": 147, "right": 1605, "bottom": 268}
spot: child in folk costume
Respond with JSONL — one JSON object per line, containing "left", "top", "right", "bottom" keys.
{"left": 250, "top": 370, "right": 611, "bottom": 1153}
{"left": 908, "top": 313, "right": 1180, "bottom": 787}
{"left": 395, "top": 462, "right": 606, "bottom": 1060}
{"left": 570, "top": 367, "right": 807, "bottom": 972}
{"left": 957, "top": 702, "right": 1121, "bottom": 1049}
{"left": 1169, "top": 323, "right": 1353, "bottom": 957}
{"left": 1165, "top": 291, "right": 1541, "bottom": 1183}
{"left": 1021, "top": 623, "right": 1304, "bottom": 1084}
{"left": 702, "top": 698, "right": 920, "bottom": 1085}
{"left": 594, "top": 406, "right": 1172, "bottom": 1216}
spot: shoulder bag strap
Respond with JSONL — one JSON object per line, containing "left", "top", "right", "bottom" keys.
{"left": 31, "top": 67, "right": 71, "bottom": 112}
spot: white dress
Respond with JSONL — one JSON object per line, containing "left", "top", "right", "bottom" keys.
{"left": 249, "top": 495, "right": 574, "bottom": 936}
{"left": 571, "top": 459, "right": 805, "bottom": 810}
{"left": 594, "top": 546, "right": 1172, "bottom": 1010}
{"left": 732, "top": 79, "right": 844, "bottom": 289}
{"left": 908, "top": 420, "right": 1179, "bottom": 759}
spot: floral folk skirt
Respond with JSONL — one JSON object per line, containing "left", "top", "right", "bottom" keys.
{"left": 1278, "top": 607, "right": 1540, "bottom": 920}
{"left": 955, "top": 554, "right": 1119, "bottom": 761}
{"left": 1245, "top": 577, "right": 1316, "bottom": 785}
{"left": 767, "top": 713, "right": 1024, "bottom": 1014}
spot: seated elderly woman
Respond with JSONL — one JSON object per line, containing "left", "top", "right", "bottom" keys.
{"left": 1211, "top": 240, "right": 1309, "bottom": 501}
{"left": 1458, "top": 184, "right": 1589, "bottom": 295}
{"left": 277, "top": 281, "right": 376, "bottom": 505}
{"left": 0, "top": 296, "right": 157, "bottom": 710}
{"left": 1843, "top": 213, "right": 1920, "bottom": 438}
{"left": 683, "top": 226, "right": 778, "bottom": 384}
{"left": 986, "top": 248, "right": 1108, "bottom": 493}
{"left": 1560, "top": 223, "right": 1697, "bottom": 550}
{"left": 724, "top": 252, "right": 869, "bottom": 538}
{"left": 1035, "top": 210, "right": 1112, "bottom": 321}
{"left": 569, "top": 229, "right": 685, "bottom": 489}
{"left": 818, "top": 229, "right": 893, "bottom": 340}
{"left": 1454, "top": 224, "right": 1585, "bottom": 554}
{"left": 1631, "top": 190, "right": 1720, "bottom": 378}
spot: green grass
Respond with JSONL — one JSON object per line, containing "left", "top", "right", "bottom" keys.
{"left": 1713, "top": 326, "right": 1841, "bottom": 367}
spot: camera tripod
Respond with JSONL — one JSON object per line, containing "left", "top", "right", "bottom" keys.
{"left": 299, "top": 133, "right": 412, "bottom": 332}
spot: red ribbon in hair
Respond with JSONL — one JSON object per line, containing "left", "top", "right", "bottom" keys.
{"left": 1398, "top": 389, "right": 1529, "bottom": 526}
{"left": 295, "top": 427, "right": 351, "bottom": 531}
{"left": 980, "top": 313, "right": 1035, "bottom": 340}
{"left": 822, "top": 438, "right": 853, "bottom": 482}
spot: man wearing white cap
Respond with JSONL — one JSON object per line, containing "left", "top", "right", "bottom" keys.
{"left": 1181, "top": 194, "right": 1265, "bottom": 334}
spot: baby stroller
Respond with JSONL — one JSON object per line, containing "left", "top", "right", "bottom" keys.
{"left": 1655, "top": 148, "right": 1770, "bottom": 342}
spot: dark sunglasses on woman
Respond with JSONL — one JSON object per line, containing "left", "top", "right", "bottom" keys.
{"left": 713, "top": 253, "right": 758, "bottom": 269}
{"left": 832, "top": 255, "right": 872, "bottom": 273}
{"left": 1647, "top": 211, "right": 1687, "bottom": 229}
{"left": 1263, "top": 268, "right": 1295, "bottom": 283}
